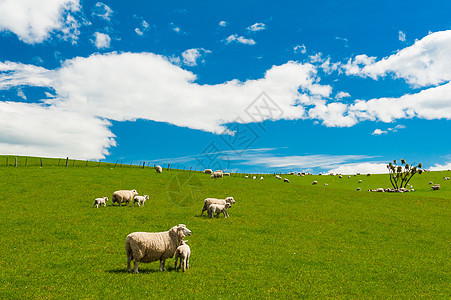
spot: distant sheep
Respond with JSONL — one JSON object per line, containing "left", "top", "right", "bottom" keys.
{"left": 93, "top": 197, "right": 108, "bottom": 208}
{"left": 356, "top": 188, "right": 361, "bottom": 191}
{"left": 201, "top": 197, "right": 235, "bottom": 216}
{"left": 324, "top": 183, "right": 328, "bottom": 186}
{"left": 156, "top": 165, "right": 163, "bottom": 173}
{"left": 204, "top": 169, "right": 213, "bottom": 174}
{"left": 275, "top": 175, "right": 282, "bottom": 180}
{"left": 431, "top": 184, "right": 440, "bottom": 191}
{"left": 376, "top": 188, "right": 384, "bottom": 192}
{"left": 245, "top": 175, "right": 248, "bottom": 179}
{"left": 112, "top": 190, "right": 138, "bottom": 206}
{"left": 312, "top": 181, "right": 318, "bottom": 185}
{"left": 211, "top": 171, "right": 223, "bottom": 179}
{"left": 125, "top": 224, "right": 192, "bottom": 273}
{"left": 260, "top": 176, "right": 264, "bottom": 181}
{"left": 253, "top": 176, "right": 256, "bottom": 180}
{"left": 133, "top": 195, "right": 149, "bottom": 207}
{"left": 358, "top": 180, "right": 362, "bottom": 183}
{"left": 428, "top": 181, "right": 433, "bottom": 185}
{"left": 223, "top": 173, "right": 231, "bottom": 177}
{"left": 174, "top": 240, "right": 191, "bottom": 272}
{"left": 339, "top": 175, "right": 343, "bottom": 178}
{"left": 284, "top": 178, "right": 290, "bottom": 183}
{"left": 444, "top": 177, "right": 450, "bottom": 180}
{"left": 208, "top": 203, "right": 231, "bottom": 218}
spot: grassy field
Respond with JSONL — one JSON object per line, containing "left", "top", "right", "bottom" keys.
{"left": 0, "top": 157, "right": 449, "bottom": 298}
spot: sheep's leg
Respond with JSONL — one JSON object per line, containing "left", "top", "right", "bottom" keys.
{"left": 133, "top": 261, "right": 139, "bottom": 273}
{"left": 174, "top": 256, "right": 178, "bottom": 271}
{"left": 127, "top": 256, "right": 132, "bottom": 272}
{"left": 186, "top": 254, "right": 190, "bottom": 270}
{"left": 182, "top": 258, "right": 186, "bottom": 272}
{"left": 159, "top": 259, "right": 166, "bottom": 271}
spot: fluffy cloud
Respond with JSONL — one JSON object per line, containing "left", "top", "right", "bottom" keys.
{"left": 219, "top": 21, "right": 227, "bottom": 27}
{"left": 343, "top": 30, "right": 451, "bottom": 87}
{"left": 92, "top": 2, "right": 113, "bottom": 21}
{"left": 294, "top": 44, "right": 306, "bottom": 54}
{"left": 372, "top": 129, "right": 387, "bottom": 135}
{"left": 429, "top": 161, "right": 451, "bottom": 171}
{"left": 181, "top": 48, "right": 211, "bottom": 66}
{"left": 0, "top": 0, "right": 80, "bottom": 44}
{"left": 327, "top": 162, "right": 389, "bottom": 175}
{"left": 398, "top": 30, "right": 406, "bottom": 42}
{"left": 92, "top": 32, "right": 111, "bottom": 49}
{"left": 0, "top": 53, "right": 334, "bottom": 158}
{"left": 225, "top": 34, "right": 256, "bottom": 45}
{"left": 247, "top": 23, "right": 266, "bottom": 32}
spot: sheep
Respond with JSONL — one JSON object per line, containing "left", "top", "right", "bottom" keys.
{"left": 201, "top": 197, "right": 235, "bottom": 216}
{"left": 312, "top": 181, "right": 318, "bottom": 185}
{"left": 133, "top": 195, "right": 149, "bottom": 207}
{"left": 431, "top": 184, "right": 440, "bottom": 191}
{"left": 324, "top": 183, "right": 328, "bottom": 186}
{"left": 223, "top": 173, "right": 231, "bottom": 177}
{"left": 275, "top": 175, "right": 282, "bottom": 180}
{"left": 253, "top": 176, "right": 256, "bottom": 180}
{"left": 356, "top": 187, "right": 361, "bottom": 191}
{"left": 125, "top": 224, "right": 192, "bottom": 273}
{"left": 245, "top": 175, "right": 248, "bottom": 179}
{"left": 444, "top": 177, "right": 450, "bottom": 180}
{"left": 174, "top": 240, "right": 191, "bottom": 272}
{"left": 93, "top": 197, "right": 108, "bottom": 208}
{"left": 358, "top": 180, "right": 362, "bottom": 183}
{"left": 284, "top": 178, "right": 290, "bottom": 183}
{"left": 260, "top": 177, "right": 264, "bottom": 181}
{"left": 211, "top": 171, "right": 223, "bottom": 179}
{"left": 156, "top": 165, "right": 163, "bottom": 173}
{"left": 339, "top": 175, "right": 343, "bottom": 178}
{"left": 376, "top": 188, "right": 384, "bottom": 192}
{"left": 112, "top": 189, "right": 138, "bottom": 206}
{"left": 208, "top": 203, "right": 231, "bottom": 218}
{"left": 204, "top": 169, "right": 213, "bottom": 174}
{"left": 428, "top": 181, "right": 433, "bottom": 185}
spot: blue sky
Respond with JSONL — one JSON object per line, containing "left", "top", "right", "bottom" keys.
{"left": 0, "top": 0, "right": 450, "bottom": 174}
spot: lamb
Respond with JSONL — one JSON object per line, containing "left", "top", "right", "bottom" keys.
{"left": 125, "top": 224, "right": 192, "bottom": 273}
{"left": 211, "top": 171, "right": 223, "bottom": 179}
{"left": 112, "top": 189, "right": 138, "bottom": 206}
{"left": 156, "top": 165, "right": 163, "bottom": 173}
{"left": 431, "top": 184, "right": 440, "bottom": 191}
{"left": 201, "top": 197, "right": 235, "bottom": 216}
{"left": 312, "top": 181, "right": 318, "bottom": 185}
{"left": 284, "top": 178, "right": 290, "bottom": 183}
{"left": 208, "top": 203, "right": 231, "bottom": 218}
{"left": 174, "top": 240, "right": 191, "bottom": 272}
{"left": 93, "top": 197, "right": 108, "bottom": 208}
{"left": 204, "top": 169, "right": 213, "bottom": 174}
{"left": 133, "top": 195, "right": 149, "bottom": 207}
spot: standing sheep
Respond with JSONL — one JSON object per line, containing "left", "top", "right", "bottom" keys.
{"left": 312, "top": 181, "right": 318, "bottom": 185}
{"left": 112, "top": 189, "right": 138, "bottom": 206}
{"left": 260, "top": 176, "right": 264, "bottom": 181}
{"left": 431, "top": 184, "right": 440, "bottom": 190}
{"left": 93, "top": 197, "right": 108, "bottom": 208}
{"left": 204, "top": 169, "right": 213, "bottom": 174}
{"left": 156, "top": 165, "right": 163, "bottom": 173}
{"left": 211, "top": 171, "right": 223, "bottom": 179}
{"left": 133, "top": 195, "right": 149, "bottom": 207}
{"left": 245, "top": 175, "right": 248, "bottom": 179}
{"left": 208, "top": 203, "right": 231, "bottom": 218}
{"left": 201, "top": 197, "right": 235, "bottom": 216}
{"left": 284, "top": 178, "right": 290, "bottom": 183}
{"left": 174, "top": 240, "right": 191, "bottom": 272}
{"left": 125, "top": 224, "right": 192, "bottom": 273}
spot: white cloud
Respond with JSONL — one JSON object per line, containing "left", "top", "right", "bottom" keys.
{"left": 219, "top": 21, "right": 227, "bottom": 27}
{"left": 372, "top": 129, "right": 387, "bottom": 135}
{"left": 429, "top": 161, "right": 451, "bottom": 171}
{"left": 387, "top": 124, "right": 406, "bottom": 132}
{"left": 169, "top": 22, "right": 182, "bottom": 33}
{"left": 335, "top": 91, "right": 350, "bottom": 100}
{"left": 0, "top": 53, "right": 333, "bottom": 158}
{"left": 343, "top": 30, "right": 451, "bottom": 87}
{"left": 247, "top": 23, "right": 266, "bottom": 32}
{"left": 225, "top": 34, "right": 256, "bottom": 45}
{"left": 0, "top": 0, "right": 81, "bottom": 44}
{"left": 398, "top": 30, "right": 406, "bottom": 42}
{"left": 135, "top": 28, "right": 143, "bottom": 36}
{"left": 135, "top": 20, "right": 150, "bottom": 36}
{"left": 92, "top": 2, "right": 113, "bottom": 21}
{"left": 328, "top": 162, "right": 389, "bottom": 175}
{"left": 181, "top": 48, "right": 211, "bottom": 66}
{"left": 17, "top": 89, "right": 27, "bottom": 100}
{"left": 92, "top": 32, "right": 111, "bottom": 49}
{"left": 294, "top": 44, "right": 306, "bottom": 54}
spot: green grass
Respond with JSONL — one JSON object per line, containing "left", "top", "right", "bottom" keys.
{"left": 0, "top": 158, "right": 449, "bottom": 298}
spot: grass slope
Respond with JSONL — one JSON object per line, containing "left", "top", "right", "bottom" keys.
{"left": 0, "top": 161, "right": 449, "bottom": 298}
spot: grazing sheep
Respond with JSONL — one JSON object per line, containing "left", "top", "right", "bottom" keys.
{"left": 356, "top": 173, "right": 361, "bottom": 175}
{"left": 252, "top": 176, "right": 256, "bottom": 180}
{"left": 376, "top": 188, "right": 384, "bottom": 192}
{"left": 358, "top": 180, "right": 362, "bottom": 183}
{"left": 324, "top": 183, "right": 328, "bottom": 186}
{"left": 284, "top": 178, "right": 290, "bottom": 183}
{"left": 275, "top": 175, "right": 282, "bottom": 180}
{"left": 93, "top": 197, "right": 108, "bottom": 208}
{"left": 312, "top": 181, "right": 318, "bottom": 185}
{"left": 245, "top": 175, "right": 248, "bottom": 179}
{"left": 156, "top": 165, "right": 163, "bottom": 173}
{"left": 208, "top": 203, "right": 231, "bottom": 218}
{"left": 174, "top": 241, "right": 191, "bottom": 272}
{"left": 201, "top": 197, "right": 235, "bottom": 216}
{"left": 125, "top": 224, "right": 192, "bottom": 273}
{"left": 339, "top": 175, "right": 343, "bottom": 178}
{"left": 356, "top": 188, "right": 361, "bottom": 191}
{"left": 367, "top": 173, "right": 371, "bottom": 176}
{"left": 428, "top": 181, "right": 433, "bottom": 185}
{"left": 223, "top": 173, "right": 231, "bottom": 177}
{"left": 348, "top": 176, "right": 351, "bottom": 178}
{"left": 133, "top": 195, "right": 149, "bottom": 207}
{"left": 260, "top": 177, "right": 264, "bottom": 181}
{"left": 431, "top": 184, "right": 440, "bottom": 191}
{"left": 204, "top": 169, "right": 213, "bottom": 174}
{"left": 112, "top": 190, "right": 138, "bottom": 206}
{"left": 444, "top": 177, "right": 450, "bottom": 180}
{"left": 211, "top": 171, "right": 223, "bottom": 179}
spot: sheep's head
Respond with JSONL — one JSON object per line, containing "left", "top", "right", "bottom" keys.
{"left": 225, "top": 197, "right": 235, "bottom": 204}
{"left": 176, "top": 224, "right": 192, "bottom": 237}
{"left": 131, "top": 189, "right": 138, "bottom": 196}
{"left": 104, "top": 197, "right": 109, "bottom": 201}
{"left": 225, "top": 203, "right": 231, "bottom": 208}
{"left": 144, "top": 195, "right": 149, "bottom": 200}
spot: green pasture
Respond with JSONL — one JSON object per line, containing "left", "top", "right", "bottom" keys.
{"left": 0, "top": 156, "right": 449, "bottom": 298}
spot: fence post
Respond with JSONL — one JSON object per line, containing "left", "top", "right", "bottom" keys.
{"left": 25, "top": 157, "right": 27, "bottom": 167}
{"left": 167, "top": 164, "right": 170, "bottom": 171}
{"left": 142, "top": 162, "right": 145, "bottom": 169}
{"left": 98, "top": 160, "right": 101, "bottom": 167}
{"left": 6, "top": 157, "right": 8, "bottom": 167}
{"left": 120, "top": 160, "right": 123, "bottom": 167}
{"left": 65, "top": 157, "right": 69, "bottom": 167}
{"left": 40, "top": 158, "right": 43, "bottom": 167}
{"left": 114, "top": 160, "right": 118, "bottom": 168}
{"left": 15, "top": 157, "right": 17, "bottom": 167}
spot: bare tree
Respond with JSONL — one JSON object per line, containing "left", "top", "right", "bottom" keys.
{"left": 387, "top": 159, "right": 423, "bottom": 189}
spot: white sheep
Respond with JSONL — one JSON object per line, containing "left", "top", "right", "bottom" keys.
{"left": 376, "top": 188, "right": 384, "bottom": 192}
{"left": 260, "top": 176, "right": 264, "bottom": 181}
{"left": 284, "top": 178, "right": 290, "bottom": 183}
{"left": 253, "top": 176, "right": 256, "bottom": 180}
{"left": 156, "top": 165, "right": 163, "bottom": 173}
{"left": 133, "top": 195, "right": 149, "bottom": 207}
{"left": 204, "top": 169, "right": 213, "bottom": 174}
{"left": 275, "top": 175, "right": 282, "bottom": 180}
{"left": 324, "top": 183, "right": 328, "bottom": 186}
{"left": 223, "top": 173, "right": 231, "bottom": 177}
{"left": 211, "top": 171, "right": 223, "bottom": 179}
{"left": 358, "top": 180, "right": 362, "bottom": 183}
{"left": 444, "top": 177, "right": 450, "bottom": 180}
{"left": 431, "top": 184, "right": 440, "bottom": 190}
{"left": 125, "top": 224, "right": 192, "bottom": 273}
{"left": 93, "top": 197, "right": 108, "bottom": 208}
{"left": 245, "top": 175, "right": 248, "bottom": 179}
{"left": 312, "top": 181, "right": 318, "bottom": 185}
{"left": 201, "top": 197, "right": 235, "bottom": 216}
{"left": 112, "top": 189, "right": 138, "bottom": 206}
{"left": 208, "top": 203, "right": 231, "bottom": 218}
{"left": 174, "top": 240, "right": 191, "bottom": 272}
{"left": 356, "top": 187, "right": 361, "bottom": 191}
